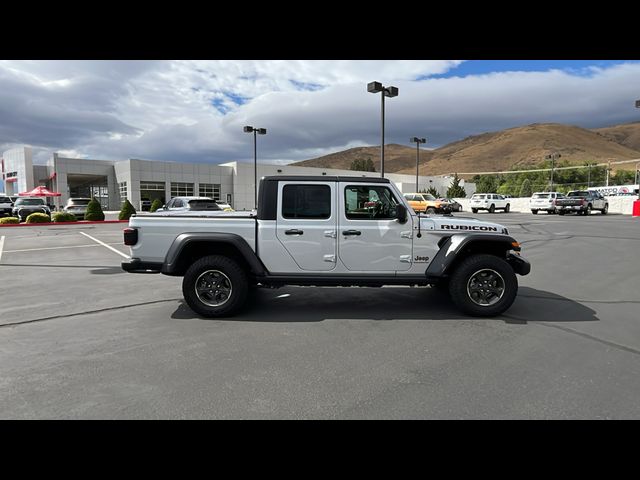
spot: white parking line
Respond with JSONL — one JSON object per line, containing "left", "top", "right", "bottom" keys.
{"left": 5, "top": 243, "right": 121, "bottom": 254}
{"left": 79, "top": 231, "right": 130, "bottom": 259}
{"left": 0, "top": 236, "right": 4, "bottom": 262}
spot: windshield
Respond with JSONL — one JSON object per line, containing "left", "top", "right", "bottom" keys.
{"left": 15, "top": 198, "right": 45, "bottom": 206}
{"left": 532, "top": 194, "right": 550, "bottom": 199}
{"left": 568, "top": 191, "right": 589, "bottom": 197}
{"left": 424, "top": 194, "right": 436, "bottom": 201}
{"left": 473, "top": 194, "right": 486, "bottom": 199}
{"left": 188, "top": 200, "right": 221, "bottom": 210}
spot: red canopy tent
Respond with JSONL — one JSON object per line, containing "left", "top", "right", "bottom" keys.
{"left": 19, "top": 185, "right": 61, "bottom": 197}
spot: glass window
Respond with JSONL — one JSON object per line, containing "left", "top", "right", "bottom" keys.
{"left": 344, "top": 185, "right": 399, "bottom": 220}
{"left": 199, "top": 183, "right": 221, "bottom": 200}
{"left": 119, "top": 182, "right": 127, "bottom": 201}
{"left": 140, "top": 181, "right": 165, "bottom": 191}
{"left": 282, "top": 184, "right": 331, "bottom": 219}
{"left": 171, "top": 182, "right": 194, "bottom": 197}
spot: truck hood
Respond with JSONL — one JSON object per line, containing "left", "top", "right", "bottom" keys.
{"left": 421, "top": 215, "right": 508, "bottom": 234}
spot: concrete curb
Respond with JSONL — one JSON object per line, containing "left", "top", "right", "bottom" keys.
{"left": 0, "top": 220, "right": 129, "bottom": 228}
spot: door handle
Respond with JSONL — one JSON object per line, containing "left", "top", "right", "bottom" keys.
{"left": 285, "top": 229, "right": 304, "bottom": 235}
{"left": 342, "top": 230, "right": 361, "bottom": 236}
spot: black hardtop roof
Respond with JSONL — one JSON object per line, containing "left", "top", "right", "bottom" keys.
{"left": 262, "top": 175, "right": 390, "bottom": 183}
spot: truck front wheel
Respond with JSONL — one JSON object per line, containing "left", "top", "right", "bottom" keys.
{"left": 448, "top": 254, "right": 518, "bottom": 317}
{"left": 182, "top": 255, "right": 248, "bottom": 317}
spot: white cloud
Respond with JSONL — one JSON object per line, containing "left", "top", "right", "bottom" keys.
{"left": 1, "top": 60, "right": 639, "bottom": 166}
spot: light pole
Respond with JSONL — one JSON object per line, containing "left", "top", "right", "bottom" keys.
{"left": 410, "top": 137, "right": 426, "bottom": 192}
{"left": 243, "top": 125, "right": 267, "bottom": 209}
{"left": 367, "top": 81, "right": 399, "bottom": 177}
{"left": 545, "top": 152, "right": 561, "bottom": 191}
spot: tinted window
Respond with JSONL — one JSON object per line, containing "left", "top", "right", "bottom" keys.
{"left": 344, "top": 185, "right": 398, "bottom": 220}
{"left": 424, "top": 194, "right": 436, "bottom": 201}
{"left": 69, "top": 199, "right": 91, "bottom": 205}
{"left": 0, "top": 197, "right": 11, "bottom": 202}
{"left": 15, "top": 198, "right": 45, "bottom": 206}
{"left": 188, "top": 200, "right": 221, "bottom": 210}
{"left": 282, "top": 184, "right": 331, "bottom": 219}
{"left": 533, "top": 194, "right": 549, "bottom": 199}
{"left": 568, "top": 191, "right": 588, "bottom": 197}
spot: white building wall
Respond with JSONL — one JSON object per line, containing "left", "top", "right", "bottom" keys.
{"left": 2, "top": 146, "right": 34, "bottom": 195}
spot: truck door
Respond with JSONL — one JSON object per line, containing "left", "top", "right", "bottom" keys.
{"left": 275, "top": 181, "right": 337, "bottom": 271}
{"left": 338, "top": 182, "right": 412, "bottom": 272}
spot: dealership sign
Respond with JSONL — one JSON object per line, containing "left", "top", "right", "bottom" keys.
{"left": 589, "top": 184, "right": 639, "bottom": 196}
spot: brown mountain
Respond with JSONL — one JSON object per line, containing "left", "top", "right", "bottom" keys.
{"left": 593, "top": 122, "right": 640, "bottom": 151}
{"left": 291, "top": 122, "right": 640, "bottom": 177}
{"left": 291, "top": 144, "right": 434, "bottom": 173}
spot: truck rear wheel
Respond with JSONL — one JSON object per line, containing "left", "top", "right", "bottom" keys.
{"left": 182, "top": 255, "right": 248, "bottom": 317}
{"left": 448, "top": 254, "right": 518, "bottom": 317}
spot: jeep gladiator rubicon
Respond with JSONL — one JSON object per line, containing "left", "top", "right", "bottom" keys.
{"left": 122, "top": 176, "right": 530, "bottom": 317}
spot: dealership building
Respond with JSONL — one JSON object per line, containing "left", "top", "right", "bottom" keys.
{"left": 1, "top": 146, "right": 475, "bottom": 211}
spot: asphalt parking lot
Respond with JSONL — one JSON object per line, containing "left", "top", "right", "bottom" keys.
{"left": 1, "top": 212, "right": 639, "bottom": 419}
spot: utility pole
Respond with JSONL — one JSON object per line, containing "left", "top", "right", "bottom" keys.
{"left": 606, "top": 160, "right": 612, "bottom": 187}
{"left": 545, "top": 152, "right": 561, "bottom": 191}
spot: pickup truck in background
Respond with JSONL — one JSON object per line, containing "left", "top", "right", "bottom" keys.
{"left": 555, "top": 190, "right": 608, "bottom": 215}
{"left": 122, "top": 176, "right": 530, "bottom": 318}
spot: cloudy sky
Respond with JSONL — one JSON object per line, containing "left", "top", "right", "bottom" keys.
{"left": 1, "top": 60, "right": 640, "bottom": 165}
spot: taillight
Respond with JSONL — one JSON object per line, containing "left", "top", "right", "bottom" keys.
{"left": 123, "top": 227, "right": 138, "bottom": 246}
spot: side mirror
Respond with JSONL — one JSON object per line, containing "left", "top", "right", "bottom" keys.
{"left": 395, "top": 204, "right": 408, "bottom": 224}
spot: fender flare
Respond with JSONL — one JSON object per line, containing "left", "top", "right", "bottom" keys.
{"left": 425, "top": 233, "right": 520, "bottom": 278}
{"left": 162, "top": 232, "right": 266, "bottom": 275}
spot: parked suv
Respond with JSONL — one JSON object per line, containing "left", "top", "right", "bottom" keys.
{"left": 0, "top": 196, "right": 14, "bottom": 217}
{"left": 470, "top": 194, "right": 510, "bottom": 213}
{"left": 12, "top": 197, "right": 51, "bottom": 221}
{"left": 530, "top": 192, "right": 565, "bottom": 214}
{"left": 158, "top": 196, "right": 223, "bottom": 212}
{"left": 403, "top": 193, "right": 450, "bottom": 214}
{"left": 64, "top": 198, "right": 92, "bottom": 219}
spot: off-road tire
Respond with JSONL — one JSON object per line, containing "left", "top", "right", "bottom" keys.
{"left": 448, "top": 254, "right": 518, "bottom": 317}
{"left": 182, "top": 255, "right": 248, "bottom": 318}
{"left": 601, "top": 204, "right": 608, "bottom": 215}
{"left": 504, "top": 204, "right": 510, "bottom": 213}
{"left": 489, "top": 204, "right": 495, "bottom": 213}
{"left": 426, "top": 207, "right": 436, "bottom": 214}
{"left": 472, "top": 208, "right": 478, "bottom": 213}
{"left": 531, "top": 210, "right": 538, "bottom": 215}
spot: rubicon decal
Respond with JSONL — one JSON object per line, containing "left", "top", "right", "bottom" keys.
{"left": 440, "top": 225, "right": 499, "bottom": 232}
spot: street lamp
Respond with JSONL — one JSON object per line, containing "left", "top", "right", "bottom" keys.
{"left": 368, "top": 81, "right": 398, "bottom": 177}
{"left": 243, "top": 125, "right": 267, "bottom": 209}
{"left": 545, "top": 152, "right": 561, "bottom": 191}
{"left": 410, "top": 137, "right": 427, "bottom": 192}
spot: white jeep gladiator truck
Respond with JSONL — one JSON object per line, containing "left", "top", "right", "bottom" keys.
{"left": 122, "top": 176, "right": 530, "bottom": 317}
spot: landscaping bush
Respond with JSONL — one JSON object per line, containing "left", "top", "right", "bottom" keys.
{"left": 26, "top": 212, "right": 51, "bottom": 224}
{"left": 0, "top": 217, "right": 20, "bottom": 224}
{"left": 119, "top": 199, "right": 136, "bottom": 220}
{"left": 150, "top": 198, "right": 163, "bottom": 213}
{"left": 52, "top": 212, "right": 77, "bottom": 222}
{"left": 84, "top": 197, "right": 105, "bottom": 221}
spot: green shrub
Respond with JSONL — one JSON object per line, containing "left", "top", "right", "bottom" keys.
{"left": 0, "top": 217, "right": 20, "bottom": 224}
{"left": 52, "top": 212, "right": 77, "bottom": 222}
{"left": 150, "top": 198, "right": 163, "bottom": 213}
{"left": 26, "top": 212, "right": 51, "bottom": 224}
{"left": 84, "top": 197, "right": 105, "bottom": 221}
{"left": 119, "top": 199, "right": 137, "bottom": 220}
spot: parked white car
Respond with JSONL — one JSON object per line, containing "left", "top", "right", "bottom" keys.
{"left": 470, "top": 194, "right": 510, "bottom": 213}
{"left": 530, "top": 192, "right": 565, "bottom": 214}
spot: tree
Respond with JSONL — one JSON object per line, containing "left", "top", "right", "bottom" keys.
{"left": 119, "top": 199, "right": 137, "bottom": 220}
{"left": 475, "top": 175, "right": 499, "bottom": 193}
{"left": 150, "top": 199, "right": 163, "bottom": 213}
{"left": 350, "top": 157, "right": 376, "bottom": 172}
{"left": 519, "top": 178, "right": 533, "bottom": 198}
{"left": 85, "top": 197, "right": 105, "bottom": 221}
{"left": 426, "top": 186, "right": 439, "bottom": 197}
{"left": 446, "top": 173, "right": 466, "bottom": 198}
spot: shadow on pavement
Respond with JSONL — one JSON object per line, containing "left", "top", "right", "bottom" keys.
{"left": 171, "top": 286, "right": 599, "bottom": 324}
